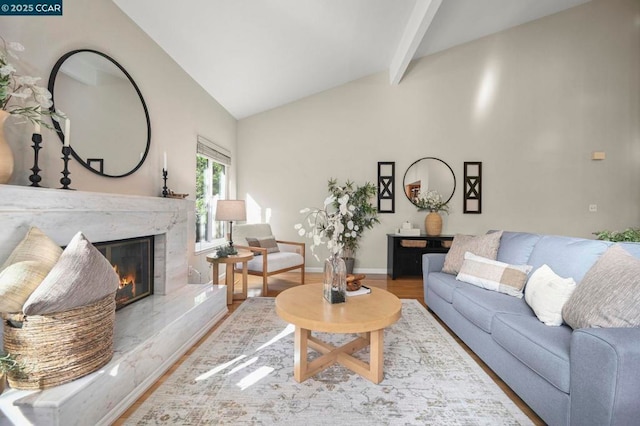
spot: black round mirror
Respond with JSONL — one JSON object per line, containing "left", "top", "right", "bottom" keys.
{"left": 48, "top": 49, "right": 151, "bottom": 178}
{"left": 403, "top": 157, "right": 456, "bottom": 207}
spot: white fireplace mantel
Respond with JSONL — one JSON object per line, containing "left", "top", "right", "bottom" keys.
{"left": 0, "top": 184, "right": 228, "bottom": 425}
{"left": 0, "top": 184, "right": 191, "bottom": 295}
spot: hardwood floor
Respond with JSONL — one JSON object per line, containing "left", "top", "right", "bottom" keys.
{"left": 114, "top": 273, "right": 544, "bottom": 425}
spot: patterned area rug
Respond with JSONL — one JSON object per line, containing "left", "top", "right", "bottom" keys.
{"left": 125, "top": 298, "right": 532, "bottom": 425}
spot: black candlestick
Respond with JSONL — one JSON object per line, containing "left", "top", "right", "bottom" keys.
{"left": 162, "top": 168, "right": 168, "bottom": 197}
{"left": 60, "top": 145, "right": 72, "bottom": 190}
{"left": 29, "top": 133, "right": 43, "bottom": 187}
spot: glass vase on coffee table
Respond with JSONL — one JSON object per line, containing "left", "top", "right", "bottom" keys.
{"left": 323, "top": 254, "right": 346, "bottom": 304}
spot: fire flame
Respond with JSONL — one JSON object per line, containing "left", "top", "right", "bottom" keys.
{"left": 113, "top": 264, "right": 136, "bottom": 290}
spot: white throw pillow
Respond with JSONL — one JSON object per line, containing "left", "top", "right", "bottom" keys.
{"left": 456, "top": 252, "right": 532, "bottom": 298}
{"left": 525, "top": 264, "right": 576, "bottom": 326}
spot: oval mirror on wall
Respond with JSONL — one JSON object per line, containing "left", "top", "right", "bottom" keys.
{"left": 48, "top": 49, "right": 151, "bottom": 178}
{"left": 403, "top": 157, "right": 456, "bottom": 207}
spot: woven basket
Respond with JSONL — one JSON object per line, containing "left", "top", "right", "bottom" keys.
{"left": 400, "top": 240, "right": 427, "bottom": 248}
{"left": 2, "top": 294, "right": 116, "bottom": 390}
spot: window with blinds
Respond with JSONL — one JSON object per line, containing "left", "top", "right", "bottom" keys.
{"left": 195, "top": 136, "right": 230, "bottom": 251}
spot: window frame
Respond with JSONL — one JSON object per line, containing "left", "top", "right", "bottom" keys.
{"left": 194, "top": 136, "right": 231, "bottom": 254}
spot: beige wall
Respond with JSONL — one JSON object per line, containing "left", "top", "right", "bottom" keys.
{"left": 0, "top": 0, "right": 237, "bottom": 281}
{"left": 238, "top": 0, "right": 640, "bottom": 272}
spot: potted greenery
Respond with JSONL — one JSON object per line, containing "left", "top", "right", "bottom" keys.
{"left": 594, "top": 227, "right": 640, "bottom": 242}
{"left": 0, "top": 351, "right": 23, "bottom": 393}
{"left": 328, "top": 179, "right": 379, "bottom": 273}
{"left": 296, "top": 179, "right": 379, "bottom": 273}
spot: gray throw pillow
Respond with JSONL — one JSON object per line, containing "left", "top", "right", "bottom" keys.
{"left": 245, "top": 236, "right": 279, "bottom": 254}
{"left": 258, "top": 236, "right": 280, "bottom": 254}
{"left": 22, "top": 232, "right": 119, "bottom": 315}
{"left": 245, "top": 237, "right": 262, "bottom": 256}
{"left": 442, "top": 231, "right": 503, "bottom": 275}
{"left": 562, "top": 245, "right": 640, "bottom": 329}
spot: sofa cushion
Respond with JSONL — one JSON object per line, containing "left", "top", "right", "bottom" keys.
{"left": 496, "top": 231, "right": 542, "bottom": 265}
{"left": 442, "top": 231, "right": 503, "bottom": 275}
{"left": 429, "top": 271, "right": 463, "bottom": 303}
{"left": 241, "top": 252, "right": 303, "bottom": 273}
{"left": 23, "top": 232, "right": 120, "bottom": 315}
{"left": 562, "top": 245, "right": 640, "bottom": 329}
{"left": 492, "top": 313, "right": 572, "bottom": 393}
{"left": 233, "top": 223, "right": 275, "bottom": 245}
{"left": 617, "top": 242, "right": 640, "bottom": 258}
{"left": 527, "top": 235, "right": 611, "bottom": 283}
{"left": 451, "top": 284, "right": 534, "bottom": 333}
{"left": 457, "top": 252, "right": 532, "bottom": 298}
{"left": 525, "top": 264, "right": 576, "bottom": 326}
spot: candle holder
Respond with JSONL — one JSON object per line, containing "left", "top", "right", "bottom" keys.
{"left": 29, "top": 133, "right": 43, "bottom": 187}
{"left": 60, "top": 145, "right": 73, "bottom": 190}
{"left": 162, "top": 168, "right": 168, "bottom": 197}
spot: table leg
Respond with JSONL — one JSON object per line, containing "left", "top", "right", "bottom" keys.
{"left": 225, "top": 263, "right": 234, "bottom": 305}
{"left": 241, "top": 261, "right": 248, "bottom": 300}
{"left": 370, "top": 329, "right": 384, "bottom": 384}
{"left": 294, "top": 326, "right": 309, "bottom": 383}
{"left": 211, "top": 263, "right": 220, "bottom": 285}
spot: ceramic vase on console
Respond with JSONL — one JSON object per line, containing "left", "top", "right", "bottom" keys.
{"left": 323, "top": 254, "right": 346, "bottom": 304}
{"left": 0, "top": 110, "right": 15, "bottom": 184}
{"left": 425, "top": 211, "right": 442, "bottom": 236}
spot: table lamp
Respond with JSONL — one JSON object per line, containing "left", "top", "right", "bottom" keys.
{"left": 215, "top": 200, "right": 246, "bottom": 248}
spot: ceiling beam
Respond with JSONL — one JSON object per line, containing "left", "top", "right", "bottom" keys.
{"left": 389, "top": 0, "right": 442, "bottom": 85}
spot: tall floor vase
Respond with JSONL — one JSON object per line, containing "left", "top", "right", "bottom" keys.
{"left": 425, "top": 211, "right": 442, "bottom": 236}
{"left": 0, "top": 110, "right": 15, "bottom": 184}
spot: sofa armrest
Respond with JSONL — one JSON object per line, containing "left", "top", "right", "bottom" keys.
{"left": 423, "top": 253, "right": 446, "bottom": 274}
{"left": 422, "top": 253, "right": 447, "bottom": 302}
{"left": 570, "top": 327, "right": 640, "bottom": 426}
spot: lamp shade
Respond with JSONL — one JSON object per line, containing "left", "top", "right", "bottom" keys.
{"left": 215, "top": 200, "right": 246, "bottom": 221}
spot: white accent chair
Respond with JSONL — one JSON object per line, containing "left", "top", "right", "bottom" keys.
{"left": 232, "top": 223, "right": 305, "bottom": 295}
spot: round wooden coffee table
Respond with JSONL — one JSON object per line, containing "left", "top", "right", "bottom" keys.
{"left": 275, "top": 283, "right": 402, "bottom": 384}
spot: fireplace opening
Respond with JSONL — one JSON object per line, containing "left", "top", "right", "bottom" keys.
{"left": 95, "top": 236, "right": 154, "bottom": 310}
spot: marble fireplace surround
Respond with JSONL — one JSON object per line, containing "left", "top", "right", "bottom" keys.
{"left": 0, "top": 185, "right": 228, "bottom": 425}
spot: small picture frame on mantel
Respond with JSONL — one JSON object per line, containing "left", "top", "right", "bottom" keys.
{"left": 463, "top": 162, "right": 482, "bottom": 214}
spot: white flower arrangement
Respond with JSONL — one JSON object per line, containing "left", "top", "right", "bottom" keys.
{"left": 295, "top": 179, "right": 379, "bottom": 260}
{"left": 1, "top": 36, "right": 60, "bottom": 127}
{"left": 295, "top": 193, "right": 355, "bottom": 258}
{"left": 415, "top": 189, "right": 450, "bottom": 213}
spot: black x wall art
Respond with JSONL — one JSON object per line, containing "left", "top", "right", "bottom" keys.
{"left": 463, "top": 162, "right": 482, "bottom": 214}
{"left": 377, "top": 162, "right": 395, "bottom": 213}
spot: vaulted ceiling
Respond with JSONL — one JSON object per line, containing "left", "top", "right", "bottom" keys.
{"left": 113, "top": 0, "right": 591, "bottom": 119}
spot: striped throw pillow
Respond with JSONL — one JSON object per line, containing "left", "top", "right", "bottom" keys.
{"left": 456, "top": 252, "right": 532, "bottom": 298}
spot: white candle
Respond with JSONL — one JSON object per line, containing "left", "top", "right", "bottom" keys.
{"left": 34, "top": 106, "right": 41, "bottom": 134}
{"left": 163, "top": 152, "right": 167, "bottom": 171}
{"left": 64, "top": 117, "right": 71, "bottom": 147}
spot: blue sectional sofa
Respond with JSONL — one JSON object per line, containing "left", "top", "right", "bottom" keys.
{"left": 423, "top": 231, "right": 640, "bottom": 426}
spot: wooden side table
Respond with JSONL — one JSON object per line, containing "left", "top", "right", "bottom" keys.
{"left": 206, "top": 249, "right": 254, "bottom": 305}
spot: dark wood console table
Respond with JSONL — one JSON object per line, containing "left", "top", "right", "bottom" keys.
{"left": 387, "top": 234, "right": 454, "bottom": 279}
